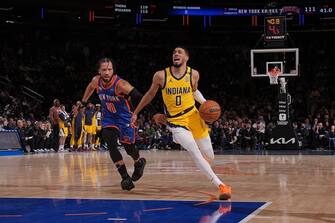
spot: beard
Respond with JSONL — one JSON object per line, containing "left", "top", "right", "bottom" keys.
{"left": 173, "top": 62, "right": 182, "bottom": 68}
{"left": 102, "top": 77, "right": 112, "bottom": 83}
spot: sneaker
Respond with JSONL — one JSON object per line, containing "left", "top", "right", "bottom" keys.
{"left": 218, "top": 202, "right": 232, "bottom": 214}
{"left": 219, "top": 184, "right": 232, "bottom": 200}
{"left": 121, "top": 177, "right": 135, "bottom": 191}
{"left": 131, "top": 158, "right": 146, "bottom": 182}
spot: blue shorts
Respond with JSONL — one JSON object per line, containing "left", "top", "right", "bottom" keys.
{"left": 102, "top": 117, "right": 135, "bottom": 144}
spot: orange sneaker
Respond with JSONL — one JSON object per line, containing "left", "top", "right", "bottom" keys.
{"left": 218, "top": 202, "right": 232, "bottom": 214}
{"left": 219, "top": 184, "right": 232, "bottom": 200}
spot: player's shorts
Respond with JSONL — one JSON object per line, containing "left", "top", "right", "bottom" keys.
{"left": 167, "top": 108, "right": 208, "bottom": 139}
{"left": 103, "top": 117, "right": 135, "bottom": 144}
{"left": 70, "top": 127, "right": 83, "bottom": 146}
{"left": 84, "top": 125, "right": 94, "bottom": 134}
{"left": 92, "top": 125, "right": 97, "bottom": 135}
{"left": 59, "top": 127, "right": 68, "bottom": 137}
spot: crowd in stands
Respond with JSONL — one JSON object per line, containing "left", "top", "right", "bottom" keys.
{"left": 1, "top": 24, "right": 335, "bottom": 152}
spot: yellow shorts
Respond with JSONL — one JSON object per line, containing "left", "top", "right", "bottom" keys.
{"left": 92, "top": 125, "right": 96, "bottom": 135}
{"left": 59, "top": 127, "right": 68, "bottom": 137}
{"left": 167, "top": 109, "right": 208, "bottom": 139}
{"left": 91, "top": 125, "right": 102, "bottom": 135}
{"left": 84, "top": 125, "right": 94, "bottom": 134}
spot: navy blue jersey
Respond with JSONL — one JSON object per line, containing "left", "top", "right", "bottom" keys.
{"left": 84, "top": 108, "right": 95, "bottom": 125}
{"left": 96, "top": 75, "right": 135, "bottom": 143}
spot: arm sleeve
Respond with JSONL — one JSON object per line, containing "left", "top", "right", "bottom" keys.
{"left": 193, "top": 89, "right": 206, "bottom": 104}
{"left": 128, "top": 88, "right": 143, "bottom": 104}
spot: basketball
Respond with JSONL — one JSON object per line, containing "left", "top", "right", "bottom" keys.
{"left": 199, "top": 100, "right": 221, "bottom": 122}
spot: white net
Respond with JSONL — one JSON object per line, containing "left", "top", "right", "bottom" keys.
{"left": 268, "top": 71, "right": 279, "bottom": 85}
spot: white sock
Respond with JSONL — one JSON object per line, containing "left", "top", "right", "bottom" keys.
{"left": 170, "top": 127, "right": 223, "bottom": 188}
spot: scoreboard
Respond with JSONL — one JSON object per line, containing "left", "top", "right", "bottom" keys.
{"left": 22, "top": 0, "right": 335, "bottom": 27}
{"left": 264, "top": 16, "right": 286, "bottom": 41}
{"left": 107, "top": 0, "right": 335, "bottom": 17}
{"left": 304, "top": 6, "right": 334, "bottom": 14}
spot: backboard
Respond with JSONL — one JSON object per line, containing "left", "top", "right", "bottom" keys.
{"left": 250, "top": 48, "right": 299, "bottom": 77}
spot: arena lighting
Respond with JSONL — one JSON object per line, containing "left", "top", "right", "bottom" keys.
{"left": 136, "top": 13, "right": 142, "bottom": 24}
{"left": 88, "top": 10, "right": 95, "bottom": 22}
{"left": 40, "top": 8, "right": 44, "bottom": 19}
{"left": 0, "top": 7, "right": 13, "bottom": 11}
{"left": 142, "top": 18, "right": 168, "bottom": 22}
{"left": 299, "top": 9, "right": 304, "bottom": 26}
{"left": 94, "top": 16, "right": 115, "bottom": 20}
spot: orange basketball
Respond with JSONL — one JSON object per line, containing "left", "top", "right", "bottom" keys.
{"left": 199, "top": 100, "right": 221, "bottom": 123}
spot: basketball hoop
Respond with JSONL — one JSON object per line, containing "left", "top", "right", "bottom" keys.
{"left": 267, "top": 70, "right": 280, "bottom": 85}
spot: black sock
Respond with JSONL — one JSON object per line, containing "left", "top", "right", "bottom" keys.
{"left": 116, "top": 164, "right": 129, "bottom": 179}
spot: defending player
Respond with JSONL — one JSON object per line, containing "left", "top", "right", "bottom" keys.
{"left": 82, "top": 58, "right": 146, "bottom": 191}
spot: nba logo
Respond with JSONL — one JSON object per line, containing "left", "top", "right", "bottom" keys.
{"left": 279, "top": 113, "right": 286, "bottom": 121}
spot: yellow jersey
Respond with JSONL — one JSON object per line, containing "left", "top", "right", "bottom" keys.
{"left": 161, "top": 66, "right": 195, "bottom": 118}
{"left": 59, "top": 119, "right": 65, "bottom": 129}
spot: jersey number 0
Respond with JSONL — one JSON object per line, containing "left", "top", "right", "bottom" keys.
{"left": 176, "top": 95, "right": 181, "bottom": 106}
{"left": 106, "top": 103, "right": 117, "bottom": 113}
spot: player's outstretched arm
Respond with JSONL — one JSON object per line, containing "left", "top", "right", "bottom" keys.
{"left": 131, "top": 71, "right": 163, "bottom": 125}
{"left": 82, "top": 76, "right": 99, "bottom": 103}
{"left": 133, "top": 71, "right": 162, "bottom": 115}
{"left": 114, "top": 77, "right": 161, "bottom": 126}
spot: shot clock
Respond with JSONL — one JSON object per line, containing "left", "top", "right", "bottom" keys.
{"left": 264, "top": 16, "right": 287, "bottom": 42}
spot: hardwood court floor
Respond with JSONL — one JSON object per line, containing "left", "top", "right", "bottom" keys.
{"left": 0, "top": 150, "right": 334, "bottom": 222}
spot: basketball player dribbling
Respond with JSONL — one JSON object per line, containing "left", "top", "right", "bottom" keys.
{"left": 82, "top": 58, "right": 146, "bottom": 191}
{"left": 131, "top": 47, "right": 231, "bottom": 200}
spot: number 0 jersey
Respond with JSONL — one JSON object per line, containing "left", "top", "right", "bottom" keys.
{"left": 161, "top": 66, "right": 195, "bottom": 118}
{"left": 161, "top": 66, "right": 208, "bottom": 139}
{"left": 96, "top": 75, "right": 132, "bottom": 128}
